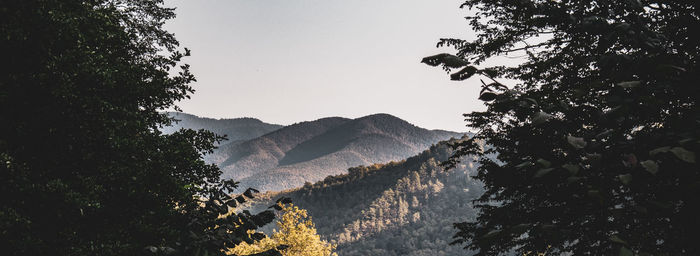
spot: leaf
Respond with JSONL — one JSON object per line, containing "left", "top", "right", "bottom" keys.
{"left": 649, "top": 146, "right": 671, "bottom": 155}
{"left": 442, "top": 55, "right": 470, "bottom": 68}
{"left": 617, "top": 81, "right": 641, "bottom": 88}
{"left": 218, "top": 204, "right": 229, "bottom": 215}
{"left": 562, "top": 164, "right": 580, "bottom": 175}
{"left": 243, "top": 188, "right": 258, "bottom": 198}
{"left": 251, "top": 232, "right": 266, "bottom": 240}
{"left": 478, "top": 92, "right": 498, "bottom": 101}
{"left": 658, "top": 64, "right": 686, "bottom": 72}
{"left": 531, "top": 111, "right": 554, "bottom": 125}
{"left": 640, "top": 160, "right": 659, "bottom": 174}
{"left": 534, "top": 168, "right": 555, "bottom": 178}
{"left": 145, "top": 246, "right": 158, "bottom": 253}
{"left": 618, "top": 174, "right": 632, "bottom": 185}
{"left": 522, "top": 97, "right": 539, "bottom": 106}
{"left": 614, "top": 22, "right": 631, "bottom": 31}
{"left": 421, "top": 53, "right": 469, "bottom": 68}
{"left": 619, "top": 246, "right": 633, "bottom": 256}
{"left": 515, "top": 161, "right": 533, "bottom": 169}
{"left": 595, "top": 129, "right": 614, "bottom": 139}
{"left": 450, "top": 66, "right": 478, "bottom": 81}
{"left": 567, "top": 135, "right": 587, "bottom": 149}
{"left": 421, "top": 53, "right": 451, "bottom": 66}
{"left": 482, "top": 229, "right": 501, "bottom": 239}
{"left": 670, "top": 147, "right": 696, "bottom": 163}
{"left": 252, "top": 210, "right": 276, "bottom": 227}
{"left": 610, "top": 235, "right": 628, "bottom": 245}
{"left": 479, "top": 68, "right": 499, "bottom": 77}
{"left": 536, "top": 158, "right": 552, "bottom": 168}
{"left": 276, "top": 197, "right": 292, "bottom": 205}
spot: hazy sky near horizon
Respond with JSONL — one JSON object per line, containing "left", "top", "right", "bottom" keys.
{"left": 165, "top": 0, "right": 484, "bottom": 132}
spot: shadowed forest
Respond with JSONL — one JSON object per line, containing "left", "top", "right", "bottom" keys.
{"left": 1, "top": 1, "right": 698, "bottom": 256}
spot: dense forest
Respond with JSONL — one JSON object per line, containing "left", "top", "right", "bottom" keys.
{"left": 249, "top": 140, "right": 485, "bottom": 256}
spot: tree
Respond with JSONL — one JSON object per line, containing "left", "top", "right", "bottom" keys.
{"left": 228, "top": 204, "right": 337, "bottom": 256}
{"left": 424, "top": 0, "right": 699, "bottom": 255}
{"left": 0, "top": 1, "right": 279, "bottom": 255}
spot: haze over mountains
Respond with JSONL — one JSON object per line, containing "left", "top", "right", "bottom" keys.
{"left": 164, "top": 112, "right": 463, "bottom": 191}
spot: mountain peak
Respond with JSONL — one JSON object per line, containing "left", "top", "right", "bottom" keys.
{"left": 357, "top": 113, "right": 406, "bottom": 123}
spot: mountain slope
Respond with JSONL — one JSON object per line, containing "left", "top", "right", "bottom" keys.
{"left": 218, "top": 114, "right": 462, "bottom": 191}
{"left": 217, "top": 117, "right": 351, "bottom": 179}
{"left": 162, "top": 112, "right": 283, "bottom": 143}
{"left": 251, "top": 141, "right": 483, "bottom": 256}
{"left": 161, "top": 112, "right": 284, "bottom": 163}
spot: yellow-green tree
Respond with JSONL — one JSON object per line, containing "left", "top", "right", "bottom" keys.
{"left": 228, "top": 204, "right": 336, "bottom": 256}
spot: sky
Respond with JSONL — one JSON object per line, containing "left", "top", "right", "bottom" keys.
{"left": 164, "top": 0, "right": 484, "bottom": 132}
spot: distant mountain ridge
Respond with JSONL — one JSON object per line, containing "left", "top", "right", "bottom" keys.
{"left": 162, "top": 112, "right": 462, "bottom": 192}
{"left": 161, "top": 112, "right": 283, "bottom": 144}
{"left": 218, "top": 113, "right": 463, "bottom": 191}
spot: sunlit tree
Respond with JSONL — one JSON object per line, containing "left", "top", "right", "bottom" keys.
{"left": 228, "top": 204, "right": 336, "bottom": 256}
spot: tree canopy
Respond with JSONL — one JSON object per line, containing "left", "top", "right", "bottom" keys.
{"left": 424, "top": 0, "right": 699, "bottom": 255}
{"left": 228, "top": 204, "right": 337, "bottom": 256}
{"left": 1, "top": 1, "right": 280, "bottom": 255}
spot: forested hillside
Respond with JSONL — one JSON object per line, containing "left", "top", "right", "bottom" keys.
{"left": 251, "top": 140, "right": 484, "bottom": 256}
{"left": 218, "top": 113, "right": 462, "bottom": 191}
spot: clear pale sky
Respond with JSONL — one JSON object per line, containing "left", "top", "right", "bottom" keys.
{"left": 164, "top": 0, "right": 484, "bottom": 132}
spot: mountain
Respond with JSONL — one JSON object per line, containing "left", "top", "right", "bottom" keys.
{"left": 249, "top": 141, "right": 483, "bottom": 256}
{"left": 217, "top": 113, "right": 463, "bottom": 191}
{"left": 161, "top": 112, "right": 284, "bottom": 163}
{"left": 162, "top": 112, "right": 283, "bottom": 143}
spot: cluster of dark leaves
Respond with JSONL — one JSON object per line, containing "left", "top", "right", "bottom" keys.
{"left": 0, "top": 1, "right": 288, "bottom": 255}
{"left": 172, "top": 181, "right": 292, "bottom": 256}
{"left": 425, "top": 0, "right": 699, "bottom": 255}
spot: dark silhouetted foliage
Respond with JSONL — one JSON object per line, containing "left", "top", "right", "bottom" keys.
{"left": 0, "top": 1, "right": 282, "bottom": 255}
{"left": 426, "top": 0, "right": 699, "bottom": 255}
